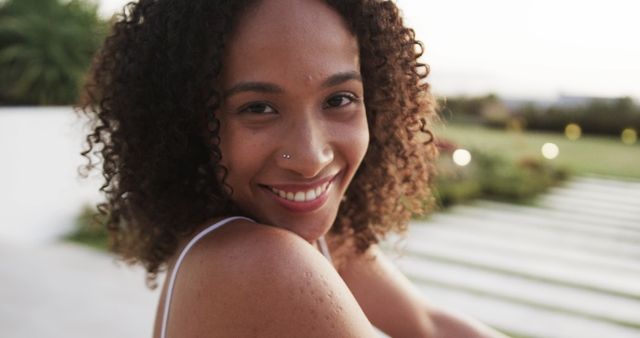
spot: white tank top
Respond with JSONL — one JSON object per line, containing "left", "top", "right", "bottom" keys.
{"left": 159, "top": 216, "right": 333, "bottom": 338}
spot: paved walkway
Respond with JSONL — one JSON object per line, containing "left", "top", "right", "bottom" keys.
{"left": 0, "top": 242, "right": 159, "bottom": 338}
{"left": 1, "top": 175, "right": 638, "bottom": 337}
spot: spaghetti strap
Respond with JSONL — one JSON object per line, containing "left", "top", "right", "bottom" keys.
{"left": 159, "top": 216, "right": 253, "bottom": 338}
{"left": 317, "top": 235, "right": 332, "bottom": 263}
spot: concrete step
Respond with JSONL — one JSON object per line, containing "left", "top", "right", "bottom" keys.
{"left": 571, "top": 176, "right": 640, "bottom": 194}
{"left": 400, "top": 236, "right": 640, "bottom": 300}
{"left": 415, "top": 214, "right": 640, "bottom": 260}
{"left": 393, "top": 176, "right": 640, "bottom": 338}
{"left": 409, "top": 278, "right": 640, "bottom": 338}
{"left": 546, "top": 184, "right": 640, "bottom": 211}
{"left": 552, "top": 178, "right": 640, "bottom": 203}
{"left": 449, "top": 202, "right": 640, "bottom": 243}
{"left": 470, "top": 200, "right": 640, "bottom": 233}
{"left": 539, "top": 194, "right": 640, "bottom": 225}
{"left": 396, "top": 254, "right": 640, "bottom": 327}
{"left": 407, "top": 224, "right": 640, "bottom": 276}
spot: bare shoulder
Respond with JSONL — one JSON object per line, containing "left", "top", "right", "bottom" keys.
{"left": 165, "top": 220, "right": 376, "bottom": 338}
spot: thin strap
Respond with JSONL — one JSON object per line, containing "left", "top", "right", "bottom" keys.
{"left": 160, "top": 216, "right": 253, "bottom": 338}
{"left": 317, "top": 235, "right": 332, "bottom": 263}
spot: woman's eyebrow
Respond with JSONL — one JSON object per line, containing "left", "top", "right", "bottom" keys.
{"left": 322, "top": 71, "right": 362, "bottom": 88}
{"left": 223, "top": 71, "right": 362, "bottom": 98}
{"left": 223, "top": 82, "right": 283, "bottom": 98}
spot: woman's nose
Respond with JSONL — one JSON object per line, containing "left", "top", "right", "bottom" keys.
{"left": 276, "top": 118, "right": 334, "bottom": 178}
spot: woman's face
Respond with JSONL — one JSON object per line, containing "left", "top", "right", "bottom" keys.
{"left": 218, "top": 0, "right": 369, "bottom": 242}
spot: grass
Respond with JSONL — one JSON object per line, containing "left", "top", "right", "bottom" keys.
{"left": 435, "top": 123, "right": 640, "bottom": 179}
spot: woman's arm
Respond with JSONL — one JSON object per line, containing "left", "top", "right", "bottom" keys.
{"left": 336, "top": 243, "right": 509, "bottom": 338}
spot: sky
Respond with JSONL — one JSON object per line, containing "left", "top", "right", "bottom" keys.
{"left": 397, "top": 0, "right": 640, "bottom": 100}
{"left": 97, "top": 0, "right": 640, "bottom": 100}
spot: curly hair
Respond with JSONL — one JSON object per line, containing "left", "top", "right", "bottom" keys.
{"left": 79, "top": 0, "right": 437, "bottom": 285}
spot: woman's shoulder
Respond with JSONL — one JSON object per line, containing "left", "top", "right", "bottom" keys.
{"left": 165, "top": 219, "right": 377, "bottom": 337}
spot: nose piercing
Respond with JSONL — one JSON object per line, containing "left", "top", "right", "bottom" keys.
{"left": 282, "top": 153, "right": 292, "bottom": 159}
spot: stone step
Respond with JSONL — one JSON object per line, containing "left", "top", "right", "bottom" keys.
{"left": 554, "top": 177, "right": 640, "bottom": 202}
{"left": 574, "top": 175, "right": 640, "bottom": 192}
{"left": 396, "top": 176, "right": 640, "bottom": 338}
{"left": 407, "top": 224, "right": 640, "bottom": 276}
{"left": 414, "top": 214, "right": 640, "bottom": 260}
{"left": 539, "top": 194, "right": 640, "bottom": 224}
{"left": 400, "top": 237, "right": 640, "bottom": 300}
{"left": 395, "top": 255, "right": 640, "bottom": 327}
{"left": 470, "top": 200, "right": 640, "bottom": 232}
{"left": 409, "top": 278, "right": 640, "bottom": 338}
{"left": 449, "top": 202, "right": 640, "bottom": 243}
{"left": 546, "top": 184, "right": 640, "bottom": 210}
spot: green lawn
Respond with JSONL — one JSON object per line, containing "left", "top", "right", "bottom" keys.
{"left": 435, "top": 123, "right": 640, "bottom": 179}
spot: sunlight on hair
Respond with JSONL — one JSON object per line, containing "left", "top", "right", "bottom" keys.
{"left": 452, "top": 149, "right": 472, "bottom": 166}
{"left": 541, "top": 143, "right": 559, "bottom": 159}
{"left": 621, "top": 128, "right": 637, "bottom": 145}
{"left": 564, "top": 123, "right": 582, "bottom": 141}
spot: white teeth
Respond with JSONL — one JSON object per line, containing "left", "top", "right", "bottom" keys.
{"left": 306, "top": 189, "right": 317, "bottom": 200}
{"left": 270, "top": 181, "right": 331, "bottom": 202}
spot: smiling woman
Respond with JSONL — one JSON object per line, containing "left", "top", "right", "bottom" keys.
{"left": 79, "top": 0, "right": 504, "bottom": 337}
{"left": 218, "top": 2, "right": 368, "bottom": 242}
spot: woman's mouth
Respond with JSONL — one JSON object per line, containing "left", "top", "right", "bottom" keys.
{"left": 268, "top": 180, "right": 331, "bottom": 202}
{"left": 260, "top": 174, "right": 338, "bottom": 212}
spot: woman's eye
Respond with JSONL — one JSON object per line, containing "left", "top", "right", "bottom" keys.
{"left": 240, "top": 102, "right": 275, "bottom": 114}
{"left": 324, "top": 94, "right": 357, "bottom": 108}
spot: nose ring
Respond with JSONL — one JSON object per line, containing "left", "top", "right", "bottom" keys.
{"left": 282, "top": 153, "right": 292, "bottom": 159}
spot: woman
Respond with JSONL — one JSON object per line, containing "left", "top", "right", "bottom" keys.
{"left": 81, "top": 0, "right": 507, "bottom": 337}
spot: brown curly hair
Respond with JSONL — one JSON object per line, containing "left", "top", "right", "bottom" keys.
{"left": 79, "top": 0, "right": 438, "bottom": 285}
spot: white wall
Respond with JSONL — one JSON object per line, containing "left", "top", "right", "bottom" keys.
{"left": 0, "top": 107, "right": 102, "bottom": 245}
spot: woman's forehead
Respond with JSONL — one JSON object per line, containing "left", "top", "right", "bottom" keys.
{"left": 234, "top": 0, "right": 349, "bottom": 37}
{"left": 222, "top": 0, "right": 360, "bottom": 88}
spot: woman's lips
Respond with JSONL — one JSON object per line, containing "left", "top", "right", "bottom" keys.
{"left": 269, "top": 180, "right": 331, "bottom": 202}
{"left": 261, "top": 173, "right": 338, "bottom": 213}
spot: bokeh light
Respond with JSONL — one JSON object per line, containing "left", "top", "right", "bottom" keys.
{"left": 621, "top": 128, "right": 637, "bottom": 145}
{"left": 564, "top": 123, "right": 582, "bottom": 141}
{"left": 452, "top": 149, "right": 472, "bottom": 166}
{"left": 541, "top": 143, "right": 559, "bottom": 159}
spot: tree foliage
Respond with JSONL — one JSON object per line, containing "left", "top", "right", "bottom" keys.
{"left": 0, "top": 0, "right": 107, "bottom": 105}
{"left": 443, "top": 94, "right": 640, "bottom": 136}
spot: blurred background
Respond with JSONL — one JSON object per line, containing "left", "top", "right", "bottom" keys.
{"left": 0, "top": 0, "right": 638, "bottom": 337}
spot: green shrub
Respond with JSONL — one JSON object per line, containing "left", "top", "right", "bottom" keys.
{"left": 434, "top": 148, "right": 570, "bottom": 208}
{"left": 66, "top": 205, "right": 109, "bottom": 250}
{"left": 433, "top": 151, "right": 483, "bottom": 207}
